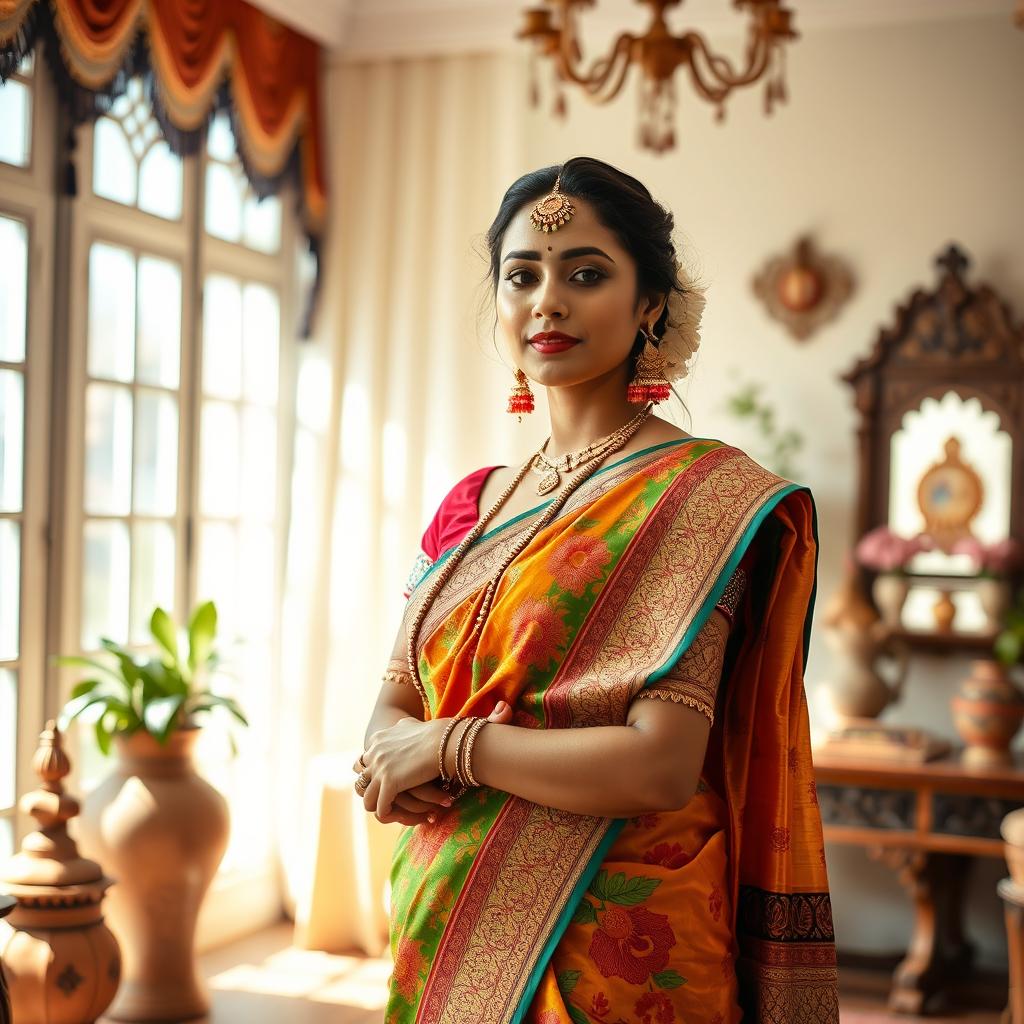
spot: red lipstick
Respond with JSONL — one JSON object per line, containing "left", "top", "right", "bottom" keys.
{"left": 529, "top": 330, "right": 582, "bottom": 354}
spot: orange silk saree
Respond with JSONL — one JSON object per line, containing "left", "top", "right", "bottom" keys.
{"left": 383, "top": 437, "right": 838, "bottom": 1024}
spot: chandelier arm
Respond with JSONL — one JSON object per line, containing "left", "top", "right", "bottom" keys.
{"left": 686, "top": 28, "right": 774, "bottom": 91}
{"left": 578, "top": 34, "right": 636, "bottom": 104}
{"left": 555, "top": 25, "right": 637, "bottom": 97}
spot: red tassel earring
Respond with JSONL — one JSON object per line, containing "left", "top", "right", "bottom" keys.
{"left": 507, "top": 367, "right": 535, "bottom": 420}
{"left": 627, "top": 326, "right": 672, "bottom": 404}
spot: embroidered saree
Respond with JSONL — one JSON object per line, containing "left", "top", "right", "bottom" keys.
{"left": 382, "top": 437, "right": 838, "bottom": 1024}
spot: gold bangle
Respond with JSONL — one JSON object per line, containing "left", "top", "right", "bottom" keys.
{"left": 453, "top": 717, "right": 479, "bottom": 790}
{"left": 438, "top": 717, "right": 463, "bottom": 787}
{"left": 462, "top": 718, "right": 488, "bottom": 788}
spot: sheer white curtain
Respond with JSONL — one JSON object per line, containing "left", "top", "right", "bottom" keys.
{"left": 277, "top": 51, "right": 552, "bottom": 951}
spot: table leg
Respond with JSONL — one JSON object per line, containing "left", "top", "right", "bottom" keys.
{"left": 867, "top": 848, "right": 975, "bottom": 1015}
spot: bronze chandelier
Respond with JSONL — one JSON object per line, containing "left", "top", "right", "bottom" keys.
{"left": 517, "top": 0, "right": 799, "bottom": 153}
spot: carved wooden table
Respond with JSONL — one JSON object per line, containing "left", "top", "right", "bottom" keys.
{"left": 813, "top": 748, "right": 1024, "bottom": 1015}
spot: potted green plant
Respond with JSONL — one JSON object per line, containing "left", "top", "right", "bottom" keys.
{"left": 56, "top": 601, "right": 246, "bottom": 1022}
{"left": 57, "top": 601, "right": 246, "bottom": 750}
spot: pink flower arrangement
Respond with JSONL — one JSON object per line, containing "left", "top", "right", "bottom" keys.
{"left": 951, "top": 536, "right": 1024, "bottom": 579}
{"left": 854, "top": 526, "right": 931, "bottom": 575}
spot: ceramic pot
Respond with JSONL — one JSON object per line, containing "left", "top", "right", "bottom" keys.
{"left": 823, "top": 622, "right": 909, "bottom": 720}
{"left": 76, "top": 728, "right": 229, "bottom": 1021}
{"left": 871, "top": 573, "right": 909, "bottom": 630}
{"left": 933, "top": 589, "right": 957, "bottom": 634}
{"left": 951, "top": 660, "right": 1024, "bottom": 767}
{"left": 1001, "top": 808, "right": 1024, "bottom": 888}
{"left": 977, "top": 577, "right": 1012, "bottom": 633}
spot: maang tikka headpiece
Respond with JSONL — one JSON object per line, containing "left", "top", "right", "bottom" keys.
{"left": 530, "top": 172, "right": 575, "bottom": 233}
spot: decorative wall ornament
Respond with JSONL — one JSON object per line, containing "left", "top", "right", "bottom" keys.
{"left": 752, "top": 235, "right": 854, "bottom": 340}
{"left": 516, "top": 0, "right": 798, "bottom": 154}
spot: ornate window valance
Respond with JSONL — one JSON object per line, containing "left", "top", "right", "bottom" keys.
{"left": 0, "top": 0, "right": 327, "bottom": 334}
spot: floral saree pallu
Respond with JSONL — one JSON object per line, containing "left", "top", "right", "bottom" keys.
{"left": 386, "top": 439, "right": 838, "bottom": 1024}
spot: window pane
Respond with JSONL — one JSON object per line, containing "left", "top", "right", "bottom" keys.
{"left": 205, "top": 161, "right": 243, "bottom": 242}
{"left": 0, "top": 370, "right": 24, "bottom": 513}
{"left": 203, "top": 276, "right": 242, "bottom": 399}
{"left": 93, "top": 115, "right": 138, "bottom": 206}
{"left": 198, "top": 522, "right": 238, "bottom": 639}
{"left": 0, "top": 668, "right": 15, "bottom": 808}
{"left": 82, "top": 520, "right": 130, "bottom": 649}
{"left": 0, "top": 79, "right": 31, "bottom": 167}
{"left": 207, "top": 112, "right": 236, "bottom": 163}
{"left": 85, "top": 383, "right": 133, "bottom": 516}
{"left": 200, "top": 401, "right": 240, "bottom": 517}
{"left": 130, "top": 521, "right": 175, "bottom": 644}
{"left": 137, "top": 256, "right": 181, "bottom": 388}
{"left": 138, "top": 140, "right": 183, "bottom": 220}
{"left": 240, "top": 524, "right": 274, "bottom": 636}
{"left": 243, "top": 193, "right": 281, "bottom": 254}
{"left": 134, "top": 389, "right": 178, "bottom": 516}
{"left": 242, "top": 284, "right": 280, "bottom": 405}
{"left": 0, "top": 521, "right": 20, "bottom": 661}
{"left": 88, "top": 243, "right": 136, "bottom": 382}
{"left": 0, "top": 819, "right": 12, "bottom": 862}
{"left": 0, "top": 216, "right": 28, "bottom": 363}
{"left": 241, "top": 406, "right": 276, "bottom": 520}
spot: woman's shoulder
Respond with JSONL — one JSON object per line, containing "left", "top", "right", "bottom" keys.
{"left": 420, "top": 463, "right": 503, "bottom": 561}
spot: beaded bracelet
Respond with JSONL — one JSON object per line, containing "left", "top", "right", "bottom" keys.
{"left": 461, "top": 718, "right": 488, "bottom": 788}
{"left": 437, "top": 716, "right": 464, "bottom": 789}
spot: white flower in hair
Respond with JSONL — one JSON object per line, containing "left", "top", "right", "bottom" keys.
{"left": 658, "top": 261, "right": 706, "bottom": 384}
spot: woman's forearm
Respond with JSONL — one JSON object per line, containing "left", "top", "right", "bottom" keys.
{"left": 457, "top": 721, "right": 694, "bottom": 818}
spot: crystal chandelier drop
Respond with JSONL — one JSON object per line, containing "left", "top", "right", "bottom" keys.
{"left": 517, "top": 0, "right": 799, "bottom": 154}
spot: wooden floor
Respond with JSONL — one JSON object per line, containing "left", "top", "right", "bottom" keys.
{"left": 156, "top": 922, "right": 1006, "bottom": 1023}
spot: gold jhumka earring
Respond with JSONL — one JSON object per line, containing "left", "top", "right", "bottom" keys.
{"left": 627, "top": 325, "right": 672, "bottom": 404}
{"left": 507, "top": 367, "right": 535, "bottom": 420}
{"left": 529, "top": 172, "right": 576, "bottom": 233}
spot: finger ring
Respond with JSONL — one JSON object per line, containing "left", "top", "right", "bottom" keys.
{"left": 355, "top": 769, "right": 370, "bottom": 794}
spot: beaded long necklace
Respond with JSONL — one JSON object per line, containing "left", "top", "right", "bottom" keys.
{"left": 405, "top": 404, "right": 653, "bottom": 698}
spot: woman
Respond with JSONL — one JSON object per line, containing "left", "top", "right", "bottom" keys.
{"left": 357, "top": 158, "right": 837, "bottom": 1024}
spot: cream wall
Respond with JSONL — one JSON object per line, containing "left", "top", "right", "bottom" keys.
{"left": 312, "top": 12, "right": 1024, "bottom": 965}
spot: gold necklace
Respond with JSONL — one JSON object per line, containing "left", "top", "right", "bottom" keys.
{"left": 530, "top": 406, "right": 651, "bottom": 495}
{"left": 405, "top": 404, "right": 653, "bottom": 702}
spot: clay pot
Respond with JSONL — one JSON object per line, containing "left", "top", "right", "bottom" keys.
{"left": 76, "top": 728, "right": 229, "bottom": 1021}
{"left": 933, "top": 589, "right": 957, "bottom": 634}
{"left": 823, "top": 622, "right": 909, "bottom": 720}
{"left": 871, "top": 573, "right": 909, "bottom": 630}
{"left": 1001, "top": 808, "right": 1024, "bottom": 887}
{"left": 951, "top": 660, "right": 1024, "bottom": 767}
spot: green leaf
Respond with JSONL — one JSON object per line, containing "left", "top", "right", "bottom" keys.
{"left": 95, "top": 715, "right": 113, "bottom": 756}
{"left": 589, "top": 870, "right": 610, "bottom": 901}
{"left": 150, "top": 607, "right": 180, "bottom": 665}
{"left": 570, "top": 899, "right": 598, "bottom": 926}
{"left": 99, "top": 638, "right": 141, "bottom": 687}
{"left": 59, "top": 691, "right": 112, "bottom": 729}
{"left": 70, "top": 678, "right": 102, "bottom": 700}
{"left": 143, "top": 694, "right": 186, "bottom": 742}
{"left": 188, "top": 601, "right": 218, "bottom": 673}
{"left": 567, "top": 1007, "right": 589, "bottom": 1024}
{"left": 188, "top": 693, "right": 249, "bottom": 728}
{"left": 653, "top": 969, "right": 687, "bottom": 990}
{"left": 53, "top": 654, "right": 126, "bottom": 686}
{"left": 556, "top": 970, "right": 581, "bottom": 995}
{"left": 995, "top": 631, "right": 1023, "bottom": 667}
{"left": 608, "top": 875, "right": 661, "bottom": 906}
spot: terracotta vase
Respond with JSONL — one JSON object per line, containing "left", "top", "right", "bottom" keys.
{"left": 933, "top": 589, "right": 957, "bottom": 634}
{"left": 871, "top": 572, "right": 909, "bottom": 630}
{"left": 951, "top": 660, "right": 1024, "bottom": 767}
{"left": 76, "top": 727, "right": 229, "bottom": 1021}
